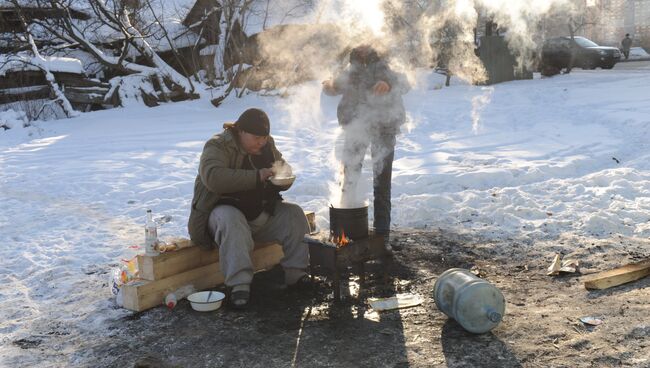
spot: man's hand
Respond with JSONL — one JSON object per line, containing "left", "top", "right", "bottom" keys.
{"left": 259, "top": 168, "right": 274, "bottom": 182}
{"left": 322, "top": 79, "right": 337, "bottom": 96}
{"left": 373, "top": 80, "right": 390, "bottom": 95}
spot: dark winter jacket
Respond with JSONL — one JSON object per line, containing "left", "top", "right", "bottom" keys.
{"left": 219, "top": 143, "right": 283, "bottom": 221}
{"left": 621, "top": 37, "right": 632, "bottom": 51}
{"left": 328, "top": 51, "right": 410, "bottom": 133}
{"left": 187, "top": 129, "right": 284, "bottom": 249}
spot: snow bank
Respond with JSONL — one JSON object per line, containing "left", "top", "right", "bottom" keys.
{"left": 0, "top": 54, "right": 84, "bottom": 76}
{"left": 0, "top": 108, "right": 27, "bottom": 130}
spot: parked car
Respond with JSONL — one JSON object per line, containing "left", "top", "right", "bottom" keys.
{"left": 541, "top": 36, "right": 621, "bottom": 70}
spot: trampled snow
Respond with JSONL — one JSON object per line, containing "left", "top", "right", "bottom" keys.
{"left": 1, "top": 65, "right": 650, "bottom": 365}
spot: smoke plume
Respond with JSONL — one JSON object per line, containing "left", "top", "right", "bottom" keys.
{"left": 253, "top": 0, "right": 581, "bottom": 207}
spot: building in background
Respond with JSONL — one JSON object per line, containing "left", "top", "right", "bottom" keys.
{"left": 584, "top": 0, "right": 650, "bottom": 48}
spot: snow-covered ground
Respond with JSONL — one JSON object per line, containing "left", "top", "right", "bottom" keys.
{"left": 1, "top": 64, "right": 650, "bottom": 365}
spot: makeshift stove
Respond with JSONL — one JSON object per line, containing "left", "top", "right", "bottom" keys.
{"left": 305, "top": 205, "right": 391, "bottom": 301}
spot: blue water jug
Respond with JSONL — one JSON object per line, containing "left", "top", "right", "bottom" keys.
{"left": 433, "top": 268, "right": 506, "bottom": 334}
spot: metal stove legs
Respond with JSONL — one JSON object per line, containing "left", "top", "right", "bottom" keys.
{"left": 332, "top": 262, "right": 366, "bottom": 303}
{"left": 333, "top": 267, "right": 341, "bottom": 302}
{"left": 357, "top": 262, "right": 365, "bottom": 285}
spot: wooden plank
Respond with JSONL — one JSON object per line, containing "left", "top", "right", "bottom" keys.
{"left": 137, "top": 211, "right": 314, "bottom": 281}
{"left": 54, "top": 73, "right": 109, "bottom": 88}
{"left": 63, "top": 89, "right": 107, "bottom": 105}
{"left": 137, "top": 240, "right": 276, "bottom": 281}
{"left": 0, "top": 71, "right": 46, "bottom": 89}
{"left": 0, "top": 85, "right": 50, "bottom": 104}
{"left": 584, "top": 259, "right": 650, "bottom": 290}
{"left": 65, "top": 86, "right": 110, "bottom": 94}
{"left": 122, "top": 244, "right": 284, "bottom": 312}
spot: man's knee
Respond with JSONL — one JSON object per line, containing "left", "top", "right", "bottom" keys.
{"left": 281, "top": 202, "right": 305, "bottom": 218}
{"left": 213, "top": 205, "right": 246, "bottom": 222}
{"left": 278, "top": 203, "right": 309, "bottom": 230}
{"left": 210, "top": 205, "right": 250, "bottom": 236}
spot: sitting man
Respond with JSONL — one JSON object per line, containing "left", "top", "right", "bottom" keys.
{"left": 188, "top": 108, "right": 310, "bottom": 309}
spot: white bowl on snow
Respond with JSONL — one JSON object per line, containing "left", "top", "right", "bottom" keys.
{"left": 187, "top": 291, "right": 225, "bottom": 312}
{"left": 269, "top": 175, "right": 296, "bottom": 187}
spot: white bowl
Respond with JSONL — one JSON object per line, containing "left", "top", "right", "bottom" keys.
{"left": 269, "top": 175, "right": 296, "bottom": 187}
{"left": 187, "top": 291, "right": 225, "bottom": 312}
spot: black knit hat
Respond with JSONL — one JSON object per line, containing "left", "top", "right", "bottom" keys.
{"left": 235, "top": 108, "right": 270, "bottom": 136}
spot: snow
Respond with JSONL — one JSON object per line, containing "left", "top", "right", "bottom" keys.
{"left": 2, "top": 64, "right": 650, "bottom": 364}
{"left": 0, "top": 108, "right": 27, "bottom": 130}
{"left": 69, "top": 0, "right": 201, "bottom": 52}
{"left": 0, "top": 54, "right": 84, "bottom": 76}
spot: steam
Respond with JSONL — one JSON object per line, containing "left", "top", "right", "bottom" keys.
{"left": 255, "top": 0, "right": 584, "bottom": 208}
{"left": 272, "top": 160, "right": 293, "bottom": 178}
{"left": 257, "top": 0, "right": 582, "bottom": 91}
{"left": 471, "top": 87, "right": 493, "bottom": 133}
{"left": 337, "top": 121, "right": 374, "bottom": 209}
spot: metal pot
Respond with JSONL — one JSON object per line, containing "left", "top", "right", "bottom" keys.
{"left": 329, "top": 205, "right": 368, "bottom": 240}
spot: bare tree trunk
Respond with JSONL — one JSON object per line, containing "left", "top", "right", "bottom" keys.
{"left": 41, "top": 0, "right": 197, "bottom": 104}
{"left": 566, "top": 18, "right": 577, "bottom": 73}
{"left": 144, "top": 0, "right": 199, "bottom": 85}
{"left": 112, "top": 5, "right": 194, "bottom": 94}
{"left": 12, "top": 0, "right": 78, "bottom": 118}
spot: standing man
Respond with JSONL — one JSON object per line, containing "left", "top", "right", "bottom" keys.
{"left": 322, "top": 45, "right": 410, "bottom": 242}
{"left": 621, "top": 33, "right": 632, "bottom": 60}
{"left": 188, "top": 108, "right": 310, "bottom": 309}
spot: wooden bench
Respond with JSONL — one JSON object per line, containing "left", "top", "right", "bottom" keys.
{"left": 120, "top": 211, "right": 316, "bottom": 312}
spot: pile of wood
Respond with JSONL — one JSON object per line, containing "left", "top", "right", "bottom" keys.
{"left": 121, "top": 239, "right": 284, "bottom": 312}
{"left": 0, "top": 70, "right": 118, "bottom": 111}
{"left": 121, "top": 211, "right": 316, "bottom": 312}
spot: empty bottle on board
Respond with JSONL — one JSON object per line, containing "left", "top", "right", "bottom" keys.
{"left": 145, "top": 209, "right": 159, "bottom": 256}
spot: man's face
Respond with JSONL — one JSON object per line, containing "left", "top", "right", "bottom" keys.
{"left": 357, "top": 46, "right": 370, "bottom": 60}
{"left": 239, "top": 131, "right": 268, "bottom": 155}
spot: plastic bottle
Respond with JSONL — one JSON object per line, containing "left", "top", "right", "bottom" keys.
{"left": 433, "top": 268, "right": 506, "bottom": 334}
{"left": 162, "top": 285, "right": 195, "bottom": 310}
{"left": 109, "top": 267, "right": 122, "bottom": 296}
{"left": 164, "top": 293, "right": 177, "bottom": 309}
{"left": 144, "top": 209, "right": 159, "bottom": 256}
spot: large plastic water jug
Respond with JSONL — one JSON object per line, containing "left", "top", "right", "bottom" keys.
{"left": 433, "top": 268, "right": 505, "bottom": 334}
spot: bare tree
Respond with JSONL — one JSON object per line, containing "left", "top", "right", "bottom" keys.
{"left": 208, "top": 0, "right": 256, "bottom": 106}
{"left": 565, "top": 5, "right": 598, "bottom": 73}
{"left": 143, "top": 0, "right": 199, "bottom": 85}
{"left": 22, "top": 0, "right": 198, "bottom": 104}
{"left": 9, "top": 0, "right": 79, "bottom": 118}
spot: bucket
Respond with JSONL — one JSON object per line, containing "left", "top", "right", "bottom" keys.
{"left": 433, "top": 268, "right": 505, "bottom": 334}
{"left": 329, "top": 205, "right": 368, "bottom": 240}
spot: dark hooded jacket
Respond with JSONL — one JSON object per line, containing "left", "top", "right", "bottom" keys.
{"left": 327, "top": 47, "right": 410, "bottom": 133}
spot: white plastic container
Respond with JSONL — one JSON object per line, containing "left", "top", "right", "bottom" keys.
{"left": 433, "top": 268, "right": 505, "bottom": 334}
{"left": 187, "top": 291, "right": 225, "bottom": 312}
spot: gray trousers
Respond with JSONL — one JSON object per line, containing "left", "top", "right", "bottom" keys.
{"left": 208, "top": 202, "right": 310, "bottom": 287}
